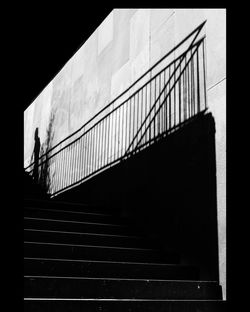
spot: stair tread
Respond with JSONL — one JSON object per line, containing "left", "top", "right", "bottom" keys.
{"left": 24, "top": 199, "right": 114, "bottom": 214}
{"left": 24, "top": 229, "right": 143, "bottom": 239}
{"left": 24, "top": 207, "right": 112, "bottom": 217}
{"left": 24, "top": 257, "right": 182, "bottom": 266}
{"left": 24, "top": 241, "right": 154, "bottom": 251}
{"left": 25, "top": 275, "right": 216, "bottom": 282}
{"left": 24, "top": 217, "right": 126, "bottom": 227}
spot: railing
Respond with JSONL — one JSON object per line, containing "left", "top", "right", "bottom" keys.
{"left": 25, "top": 21, "right": 207, "bottom": 197}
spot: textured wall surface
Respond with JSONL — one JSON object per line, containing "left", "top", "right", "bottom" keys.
{"left": 23, "top": 8, "right": 226, "bottom": 299}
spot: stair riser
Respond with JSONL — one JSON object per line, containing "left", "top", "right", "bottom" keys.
{"left": 24, "top": 230, "right": 148, "bottom": 248}
{"left": 24, "top": 259, "right": 198, "bottom": 280}
{"left": 24, "top": 277, "right": 222, "bottom": 299}
{"left": 24, "top": 243, "right": 179, "bottom": 263}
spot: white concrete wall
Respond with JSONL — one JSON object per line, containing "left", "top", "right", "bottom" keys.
{"left": 24, "top": 8, "right": 226, "bottom": 298}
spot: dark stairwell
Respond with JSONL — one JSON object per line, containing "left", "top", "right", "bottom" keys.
{"left": 24, "top": 22, "right": 223, "bottom": 311}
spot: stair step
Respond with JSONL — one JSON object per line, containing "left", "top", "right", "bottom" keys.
{"left": 24, "top": 276, "right": 222, "bottom": 299}
{"left": 24, "top": 242, "right": 179, "bottom": 263}
{"left": 24, "top": 229, "right": 149, "bottom": 248}
{"left": 24, "top": 257, "right": 199, "bottom": 280}
{"left": 24, "top": 207, "right": 119, "bottom": 224}
{"left": 24, "top": 217, "right": 136, "bottom": 235}
{"left": 24, "top": 199, "right": 114, "bottom": 215}
{"left": 24, "top": 300, "right": 224, "bottom": 312}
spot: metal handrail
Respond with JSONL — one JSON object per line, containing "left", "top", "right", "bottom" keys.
{"left": 25, "top": 20, "right": 206, "bottom": 171}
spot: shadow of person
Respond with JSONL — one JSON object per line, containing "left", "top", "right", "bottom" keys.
{"left": 32, "top": 127, "right": 41, "bottom": 184}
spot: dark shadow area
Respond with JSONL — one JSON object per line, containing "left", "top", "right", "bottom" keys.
{"left": 31, "top": 128, "right": 41, "bottom": 184}
{"left": 38, "top": 111, "right": 56, "bottom": 194}
{"left": 23, "top": 170, "right": 50, "bottom": 200}
{"left": 27, "top": 111, "right": 56, "bottom": 196}
{"left": 56, "top": 112, "right": 219, "bottom": 282}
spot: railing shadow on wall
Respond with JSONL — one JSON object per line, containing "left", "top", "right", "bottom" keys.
{"left": 25, "top": 21, "right": 208, "bottom": 197}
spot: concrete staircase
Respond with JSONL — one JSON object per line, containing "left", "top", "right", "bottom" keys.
{"left": 24, "top": 198, "right": 222, "bottom": 311}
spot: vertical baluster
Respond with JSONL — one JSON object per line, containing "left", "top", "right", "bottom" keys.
{"left": 140, "top": 89, "right": 143, "bottom": 146}
{"left": 91, "top": 126, "right": 94, "bottom": 175}
{"left": 124, "top": 101, "right": 128, "bottom": 156}
{"left": 75, "top": 141, "right": 78, "bottom": 183}
{"left": 75, "top": 141, "right": 78, "bottom": 184}
{"left": 103, "top": 118, "right": 105, "bottom": 166}
{"left": 85, "top": 132, "right": 89, "bottom": 177}
{"left": 197, "top": 48, "right": 200, "bottom": 113}
{"left": 79, "top": 136, "right": 83, "bottom": 181}
{"left": 158, "top": 74, "right": 161, "bottom": 137}
{"left": 70, "top": 144, "right": 74, "bottom": 186}
{"left": 90, "top": 129, "right": 93, "bottom": 175}
{"left": 136, "top": 91, "right": 139, "bottom": 149}
{"left": 130, "top": 98, "right": 133, "bottom": 153}
{"left": 61, "top": 149, "right": 64, "bottom": 189}
{"left": 146, "top": 85, "right": 148, "bottom": 146}
{"left": 169, "top": 65, "right": 172, "bottom": 130}
{"left": 191, "top": 51, "right": 194, "bottom": 117}
{"left": 78, "top": 138, "right": 81, "bottom": 182}
{"left": 60, "top": 151, "right": 63, "bottom": 192}
{"left": 67, "top": 146, "right": 70, "bottom": 188}
{"left": 87, "top": 131, "right": 90, "bottom": 177}
{"left": 184, "top": 55, "right": 187, "bottom": 122}
{"left": 121, "top": 104, "right": 124, "bottom": 157}
{"left": 84, "top": 134, "right": 87, "bottom": 179}
{"left": 115, "top": 108, "right": 118, "bottom": 160}
{"left": 107, "top": 116, "right": 110, "bottom": 166}
{"left": 164, "top": 69, "right": 167, "bottom": 133}
{"left": 89, "top": 130, "right": 92, "bottom": 176}
{"left": 113, "top": 108, "right": 116, "bottom": 161}
{"left": 83, "top": 133, "right": 87, "bottom": 179}
{"left": 187, "top": 53, "right": 190, "bottom": 119}
{"left": 73, "top": 142, "right": 76, "bottom": 185}
{"left": 71, "top": 143, "right": 74, "bottom": 186}
{"left": 179, "top": 64, "right": 182, "bottom": 124}
{"left": 149, "top": 79, "right": 152, "bottom": 142}
{"left": 82, "top": 134, "right": 86, "bottom": 179}
{"left": 174, "top": 59, "right": 176, "bottom": 127}
{"left": 55, "top": 152, "right": 58, "bottom": 193}
{"left": 70, "top": 144, "right": 73, "bottom": 186}
{"left": 118, "top": 106, "right": 121, "bottom": 158}
{"left": 145, "top": 84, "right": 148, "bottom": 144}
{"left": 202, "top": 40, "right": 207, "bottom": 110}
{"left": 100, "top": 121, "right": 103, "bottom": 169}
{"left": 97, "top": 123, "right": 100, "bottom": 171}
{"left": 131, "top": 96, "right": 134, "bottom": 152}
{"left": 63, "top": 147, "right": 67, "bottom": 189}
{"left": 65, "top": 147, "right": 69, "bottom": 189}
{"left": 99, "top": 122, "right": 101, "bottom": 169}
{"left": 107, "top": 117, "right": 109, "bottom": 165}
{"left": 152, "top": 78, "right": 157, "bottom": 140}
{"left": 69, "top": 145, "right": 72, "bottom": 187}
{"left": 110, "top": 109, "right": 113, "bottom": 162}
{"left": 93, "top": 126, "right": 96, "bottom": 173}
